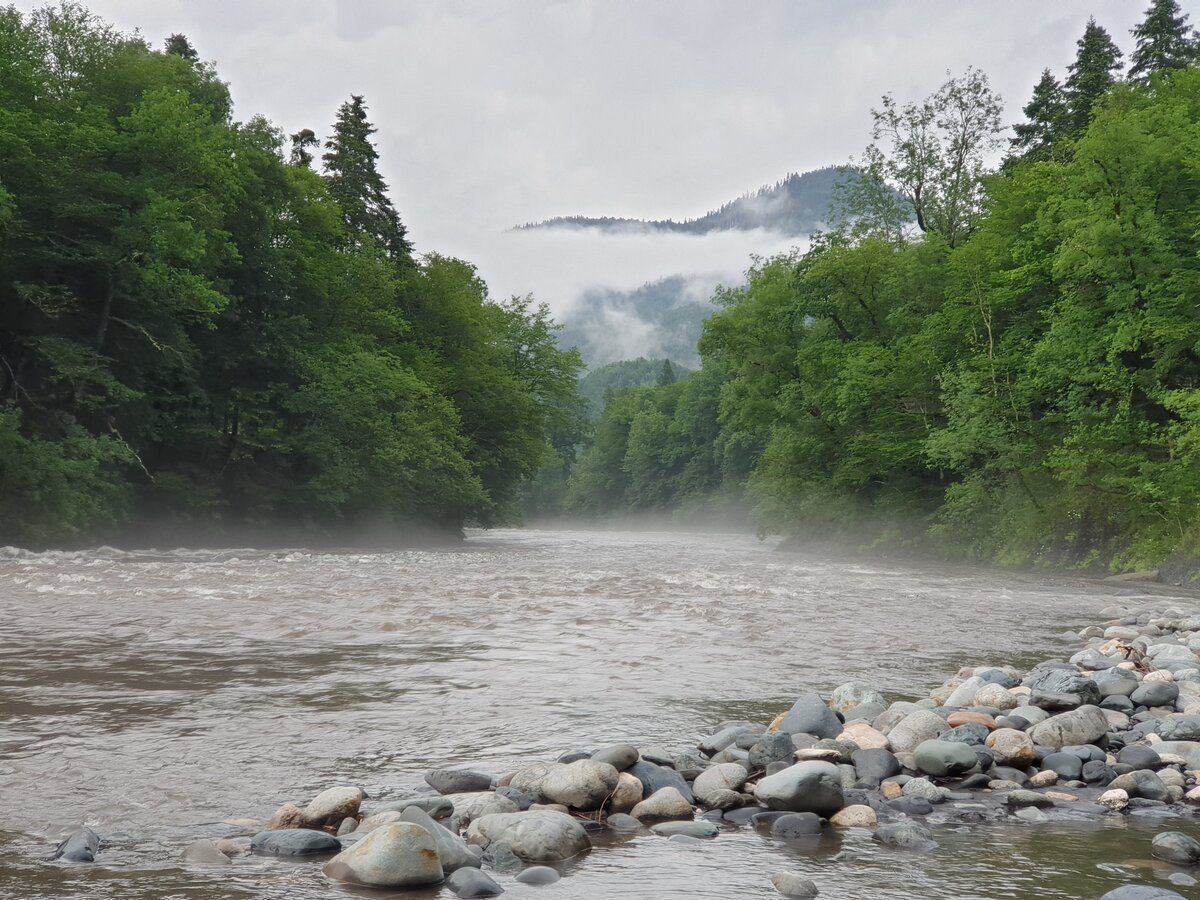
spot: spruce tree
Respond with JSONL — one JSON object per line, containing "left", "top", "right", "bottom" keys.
{"left": 1065, "top": 19, "right": 1124, "bottom": 136}
{"left": 657, "top": 359, "right": 676, "bottom": 387}
{"left": 1010, "top": 68, "right": 1068, "bottom": 160}
{"left": 164, "top": 33, "right": 198, "bottom": 62}
{"left": 289, "top": 128, "right": 317, "bottom": 168}
{"left": 322, "top": 95, "right": 413, "bottom": 262}
{"left": 1129, "top": 0, "right": 1198, "bottom": 80}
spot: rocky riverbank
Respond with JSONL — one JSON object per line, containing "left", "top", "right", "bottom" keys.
{"left": 51, "top": 601, "right": 1200, "bottom": 898}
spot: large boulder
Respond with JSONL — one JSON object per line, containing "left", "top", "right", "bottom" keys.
{"left": 466, "top": 811, "right": 590, "bottom": 862}
{"left": 1151, "top": 831, "right": 1200, "bottom": 865}
{"left": 627, "top": 760, "right": 694, "bottom": 804}
{"left": 887, "top": 710, "right": 949, "bottom": 753}
{"left": 913, "top": 740, "right": 977, "bottom": 777}
{"left": 1027, "top": 706, "right": 1108, "bottom": 749}
{"left": 540, "top": 759, "right": 619, "bottom": 810}
{"left": 323, "top": 823, "right": 444, "bottom": 888}
{"left": 508, "top": 762, "right": 559, "bottom": 797}
{"left": 53, "top": 828, "right": 100, "bottom": 863}
{"left": 398, "top": 806, "right": 479, "bottom": 873}
{"left": 303, "top": 787, "right": 364, "bottom": 827}
{"left": 777, "top": 694, "right": 842, "bottom": 739}
{"left": 753, "top": 761, "right": 844, "bottom": 817}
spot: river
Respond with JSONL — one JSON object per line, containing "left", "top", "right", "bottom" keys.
{"left": 1, "top": 528, "right": 1198, "bottom": 898}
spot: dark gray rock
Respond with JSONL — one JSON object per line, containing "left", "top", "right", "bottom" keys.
{"left": 1082, "top": 760, "right": 1116, "bottom": 784}
{"left": 753, "top": 761, "right": 844, "bottom": 816}
{"left": 1059, "top": 744, "right": 1106, "bottom": 762}
{"left": 872, "top": 821, "right": 936, "bottom": 850}
{"left": 723, "top": 806, "right": 768, "bottom": 824}
{"left": 628, "top": 760, "right": 694, "bottom": 804}
{"left": 1022, "top": 669, "right": 1100, "bottom": 706}
{"left": 251, "top": 829, "right": 341, "bottom": 857}
{"left": 913, "top": 739, "right": 978, "bottom": 777}
{"left": 750, "top": 810, "right": 794, "bottom": 828}
{"left": 591, "top": 744, "right": 638, "bottom": 771}
{"left": 845, "top": 701, "right": 888, "bottom": 722}
{"left": 1131, "top": 682, "right": 1180, "bottom": 708}
{"left": 556, "top": 749, "right": 591, "bottom": 764}
{"left": 851, "top": 748, "right": 900, "bottom": 786}
{"left": 770, "top": 813, "right": 824, "bottom": 838}
{"left": 1112, "top": 769, "right": 1171, "bottom": 802}
{"left": 942, "top": 723, "right": 990, "bottom": 746}
{"left": 1118, "top": 746, "right": 1163, "bottom": 771}
{"left": 749, "top": 732, "right": 797, "bottom": 772}
{"left": 988, "top": 766, "right": 1030, "bottom": 785}
{"left": 1151, "top": 831, "right": 1200, "bottom": 865}
{"left": 447, "top": 868, "right": 504, "bottom": 898}
{"left": 1095, "top": 669, "right": 1140, "bottom": 698}
{"left": 978, "top": 670, "right": 1020, "bottom": 688}
{"left": 1031, "top": 691, "right": 1082, "bottom": 711}
{"left": 515, "top": 866, "right": 560, "bottom": 885}
{"left": 1158, "top": 717, "right": 1200, "bottom": 741}
{"left": 887, "top": 797, "right": 934, "bottom": 816}
{"left": 1102, "top": 695, "right": 1136, "bottom": 713}
{"left": 995, "top": 714, "right": 1031, "bottom": 731}
{"left": 427, "top": 769, "right": 493, "bottom": 795}
{"left": 495, "top": 787, "right": 534, "bottom": 810}
{"left": 1042, "top": 752, "right": 1083, "bottom": 780}
{"left": 778, "top": 694, "right": 842, "bottom": 739}
{"left": 53, "top": 828, "right": 100, "bottom": 863}
{"left": 482, "top": 841, "right": 523, "bottom": 874}
{"left": 606, "top": 813, "right": 643, "bottom": 832}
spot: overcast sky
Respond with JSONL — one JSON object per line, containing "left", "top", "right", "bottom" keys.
{"left": 43, "top": 1, "right": 1150, "bottom": 309}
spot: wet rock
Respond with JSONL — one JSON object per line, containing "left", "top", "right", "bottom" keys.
{"left": 888, "top": 797, "right": 934, "bottom": 816}
{"left": 468, "top": 811, "right": 590, "bottom": 862}
{"left": 650, "top": 820, "right": 719, "bottom": 838}
{"left": 356, "top": 811, "right": 404, "bottom": 833}
{"left": 1099, "top": 789, "right": 1129, "bottom": 811}
{"left": 1098, "top": 886, "right": 1186, "bottom": 899}
{"left": 539, "top": 759, "right": 619, "bottom": 810}
{"left": 777, "top": 694, "right": 842, "bottom": 739}
{"left": 769, "top": 812, "right": 823, "bottom": 838}
{"left": 1157, "top": 716, "right": 1200, "bottom": 742}
{"left": 1041, "top": 752, "right": 1083, "bottom": 780}
{"left": 1004, "top": 790, "right": 1054, "bottom": 809}
{"left": 446, "top": 867, "right": 503, "bottom": 897}
{"left": 494, "top": 787, "right": 534, "bottom": 811}
{"left": 508, "top": 762, "right": 559, "bottom": 797}
{"left": 1118, "top": 745, "right": 1163, "bottom": 770}
{"left": 516, "top": 865, "right": 560, "bottom": 884}
{"left": 830, "top": 804, "right": 877, "bottom": 827}
{"left": 830, "top": 681, "right": 885, "bottom": 714}
{"left": 770, "top": 872, "right": 820, "bottom": 897}
{"left": 373, "top": 796, "right": 455, "bottom": 819}
{"left": 266, "top": 802, "right": 308, "bottom": 830}
{"left": 873, "top": 821, "right": 936, "bottom": 850}
{"left": 1110, "top": 770, "right": 1171, "bottom": 802}
{"left": 251, "top": 829, "right": 341, "bottom": 857}
{"left": 323, "top": 823, "right": 443, "bottom": 888}
{"left": 1028, "top": 706, "right": 1109, "bottom": 749}
{"left": 303, "top": 786, "right": 364, "bottom": 827}
{"left": 630, "top": 786, "right": 694, "bottom": 820}
{"left": 886, "top": 710, "right": 949, "bottom": 753}
{"left": 693, "top": 763, "right": 748, "bottom": 806}
{"left": 449, "top": 792, "right": 520, "bottom": 831}
{"left": 400, "top": 806, "right": 479, "bottom": 873}
{"left": 590, "top": 744, "right": 639, "bottom": 771}
{"left": 53, "top": 828, "right": 100, "bottom": 863}
{"left": 181, "top": 839, "right": 231, "bottom": 866}
{"left": 701, "top": 788, "right": 744, "bottom": 811}
{"left": 913, "top": 739, "right": 977, "bottom": 777}
{"left": 1029, "top": 770, "right": 1058, "bottom": 787}
{"left": 627, "top": 760, "right": 694, "bottom": 804}
{"left": 902, "top": 777, "right": 946, "bottom": 803}
{"left": 607, "top": 812, "right": 643, "bottom": 831}
{"left": 427, "top": 770, "right": 493, "bottom": 795}
{"left": 1152, "top": 831, "right": 1200, "bottom": 865}
{"left": 608, "top": 772, "right": 643, "bottom": 813}
{"left": 753, "top": 761, "right": 844, "bottom": 816}
{"left": 985, "top": 728, "right": 1036, "bottom": 766}
{"left": 1132, "top": 682, "right": 1180, "bottom": 708}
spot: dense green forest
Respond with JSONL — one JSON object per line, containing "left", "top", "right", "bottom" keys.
{"left": 0, "top": 4, "right": 585, "bottom": 546}
{"left": 561, "top": 2, "right": 1200, "bottom": 574}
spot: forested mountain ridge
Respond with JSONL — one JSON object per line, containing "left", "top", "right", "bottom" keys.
{"left": 516, "top": 167, "right": 847, "bottom": 236}
{"left": 559, "top": 2, "right": 1200, "bottom": 578}
{"left": 0, "top": 4, "right": 586, "bottom": 547}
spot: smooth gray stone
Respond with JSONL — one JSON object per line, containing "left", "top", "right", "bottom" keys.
{"left": 1095, "top": 669, "right": 1140, "bottom": 698}
{"left": 250, "top": 829, "right": 340, "bottom": 856}
{"left": 1082, "top": 760, "right": 1115, "bottom": 784}
{"left": 556, "top": 749, "right": 591, "bottom": 764}
{"left": 427, "top": 769, "right": 492, "bottom": 795}
{"left": 749, "top": 732, "right": 798, "bottom": 771}
{"left": 770, "top": 813, "right": 823, "bottom": 838}
{"left": 515, "top": 866, "right": 560, "bottom": 884}
{"left": 1098, "top": 887, "right": 1186, "bottom": 900}
{"left": 873, "top": 821, "right": 936, "bottom": 850}
{"left": 852, "top": 748, "right": 900, "bottom": 785}
{"left": 495, "top": 786, "right": 534, "bottom": 810}
{"left": 373, "top": 796, "right": 454, "bottom": 818}
{"left": 722, "top": 806, "right": 768, "bottom": 824}
{"left": 913, "top": 739, "right": 977, "bottom": 776}
{"left": 1118, "top": 746, "right": 1163, "bottom": 770}
{"left": 628, "top": 760, "right": 694, "bottom": 804}
{"left": 754, "top": 761, "right": 844, "bottom": 816}
{"left": 447, "top": 868, "right": 503, "bottom": 898}
{"left": 591, "top": 744, "right": 638, "bottom": 771}
{"left": 53, "top": 828, "right": 100, "bottom": 863}
{"left": 649, "top": 821, "right": 719, "bottom": 838}
{"left": 778, "top": 693, "right": 842, "bottom": 739}
{"left": 1157, "top": 717, "right": 1200, "bottom": 741}
{"left": 606, "top": 813, "right": 643, "bottom": 831}
{"left": 1152, "top": 831, "right": 1200, "bottom": 865}
{"left": 1042, "top": 752, "right": 1083, "bottom": 780}
{"left": 1005, "top": 791, "right": 1054, "bottom": 808}
{"left": 887, "top": 797, "right": 933, "bottom": 816}
{"left": 1131, "top": 682, "right": 1179, "bottom": 708}
{"left": 399, "top": 805, "right": 479, "bottom": 872}
{"left": 942, "top": 723, "right": 990, "bottom": 746}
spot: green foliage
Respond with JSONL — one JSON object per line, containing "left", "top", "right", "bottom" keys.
{"left": 1129, "top": 0, "right": 1198, "bottom": 80}
{"left": 576, "top": 357, "right": 692, "bottom": 418}
{"left": 1066, "top": 18, "right": 1124, "bottom": 136}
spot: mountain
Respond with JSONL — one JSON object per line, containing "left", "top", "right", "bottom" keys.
{"left": 517, "top": 166, "right": 850, "bottom": 237}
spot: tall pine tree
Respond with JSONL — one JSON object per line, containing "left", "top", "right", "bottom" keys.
{"left": 1129, "top": 0, "right": 1198, "bottom": 80}
{"left": 1010, "top": 68, "right": 1068, "bottom": 161}
{"left": 322, "top": 95, "right": 413, "bottom": 262}
{"left": 1065, "top": 18, "right": 1124, "bottom": 137}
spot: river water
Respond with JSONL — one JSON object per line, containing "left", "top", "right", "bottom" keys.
{"left": 2, "top": 528, "right": 1199, "bottom": 899}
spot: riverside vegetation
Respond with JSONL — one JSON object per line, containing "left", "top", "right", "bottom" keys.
{"left": 50, "top": 602, "right": 1200, "bottom": 899}
{"left": 557, "top": 3, "right": 1200, "bottom": 579}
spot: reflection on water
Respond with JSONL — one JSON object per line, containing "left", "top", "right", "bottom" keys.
{"left": 1, "top": 528, "right": 1197, "bottom": 898}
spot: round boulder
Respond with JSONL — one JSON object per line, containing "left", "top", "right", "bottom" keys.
{"left": 913, "top": 740, "right": 977, "bottom": 777}
{"left": 323, "top": 823, "right": 443, "bottom": 888}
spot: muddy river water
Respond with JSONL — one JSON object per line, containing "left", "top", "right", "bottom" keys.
{"left": 2, "top": 528, "right": 1199, "bottom": 898}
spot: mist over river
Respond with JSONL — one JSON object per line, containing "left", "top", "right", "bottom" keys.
{"left": 2, "top": 528, "right": 1199, "bottom": 898}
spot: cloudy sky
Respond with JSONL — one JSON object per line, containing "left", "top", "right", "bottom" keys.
{"left": 47, "top": 1, "right": 1149, "bottom": 309}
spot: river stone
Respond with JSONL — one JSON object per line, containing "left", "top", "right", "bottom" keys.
{"left": 1041, "top": 752, "right": 1083, "bottom": 780}
{"left": 53, "top": 828, "right": 100, "bottom": 863}
{"left": 754, "top": 761, "right": 844, "bottom": 816}
{"left": 399, "top": 806, "right": 479, "bottom": 873}
{"left": 627, "top": 760, "right": 695, "bottom": 804}
{"left": 468, "top": 811, "right": 590, "bottom": 862}
{"left": 537, "top": 759, "right": 619, "bottom": 811}
{"left": 887, "top": 710, "right": 949, "bottom": 753}
{"left": 1157, "top": 717, "right": 1200, "bottom": 742}
{"left": 944, "top": 676, "right": 985, "bottom": 708}
{"left": 837, "top": 721, "right": 888, "bottom": 750}
{"left": 693, "top": 763, "right": 748, "bottom": 806}
{"left": 751, "top": 731, "right": 801, "bottom": 770}
{"left": 985, "top": 728, "right": 1036, "bottom": 765}
{"left": 830, "top": 681, "right": 885, "bottom": 714}
{"left": 1096, "top": 669, "right": 1141, "bottom": 698}
{"left": 1111, "top": 770, "right": 1171, "bottom": 802}
{"left": 699, "top": 725, "right": 753, "bottom": 756}
{"left": 943, "top": 723, "right": 990, "bottom": 746}
{"left": 251, "top": 829, "right": 341, "bottom": 857}
{"left": 830, "top": 804, "right": 877, "bottom": 827}
{"left": 494, "top": 787, "right": 534, "bottom": 811}
{"left": 606, "top": 812, "right": 643, "bottom": 831}
{"left": 266, "top": 802, "right": 308, "bottom": 830}
{"left": 845, "top": 701, "right": 888, "bottom": 722}
{"left": 373, "top": 796, "right": 455, "bottom": 819}
{"left": 650, "top": 820, "right": 719, "bottom": 838}
{"left": 777, "top": 694, "right": 842, "bottom": 739}
{"left": 1118, "top": 745, "right": 1163, "bottom": 770}
{"left": 357, "top": 811, "right": 403, "bottom": 833}
{"left": 872, "top": 821, "right": 936, "bottom": 850}
{"left": 515, "top": 866, "right": 560, "bottom": 885}
{"left": 1100, "top": 788, "right": 1130, "bottom": 810}
{"left": 912, "top": 739, "right": 977, "bottom": 777}
{"left": 630, "top": 786, "right": 694, "bottom": 820}
{"left": 303, "top": 786, "right": 364, "bottom": 827}
{"left": 1028, "top": 706, "right": 1109, "bottom": 749}
{"left": 508, "top": 762, "right": 559, "bottom": 797}
{"left": 1152, "top": 831, "right": 1200, "bottom": 865}
{"left": 1132, "top": 682, "right": 1180, "bottom": 708}
{"left": 426, "top": 770, "right": 492, "bottom": 795}
{"left": 591, "top": 744, "right": 638, "bottom": 771}
{"left": 1023, "top": 669, "right": 1101, "bottom": 706}
{"left": 449, "top": 792, "right": 520, "bottom": 831}
{"left": 446, "top": 867, "right": 503, "bottom": 898}
{"left": 323, "top": 823, "right": 442, "bottom": 888}
{"left": 1099, "top": 888, "right": 1186, "bottom": 900}
{"left": 608, "top": 772, "right": 643, "bottom": 813}
{"left": 771, "top": 872, "right": 820, "bottom": 898}
{"left": 179, "top": 838, "right": 232, "bottom": 866}
{"left": 852, "top": 748, "right": 900, "bottom": 785}
{"left": 769, "top": 812, "right": 824, "bottom": 838}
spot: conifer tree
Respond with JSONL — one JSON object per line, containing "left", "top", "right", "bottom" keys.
{"left": 322, "top": 95, "right": 413, "bottom": 261}
{"left": 289, "top": 128, "right": 317, "bottom": 168}
{"left": 1129, "top": 0, "right": 1198, "bottom": 80}
{"left": 164, "top": 33, "right": 197, "bottom": 62}
{"left": 657, "top": 359, "right": 676, "bottom": 387}
{"left": 1010, "top": 68, "right": 1068, "bottom": 160}
{"left": 1065, "top": 18, "right": 1124, "bottom": 136}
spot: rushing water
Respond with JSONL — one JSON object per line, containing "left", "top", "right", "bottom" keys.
{"left": 2, "top": 528, "right": 1199, "bottom": 899}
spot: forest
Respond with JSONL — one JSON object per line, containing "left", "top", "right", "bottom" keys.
{"left": 0, "top": 3, "right": 586, "bottom": 545}
{"left": 561, "top": 2, "right": 1200, "bottom": 574}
